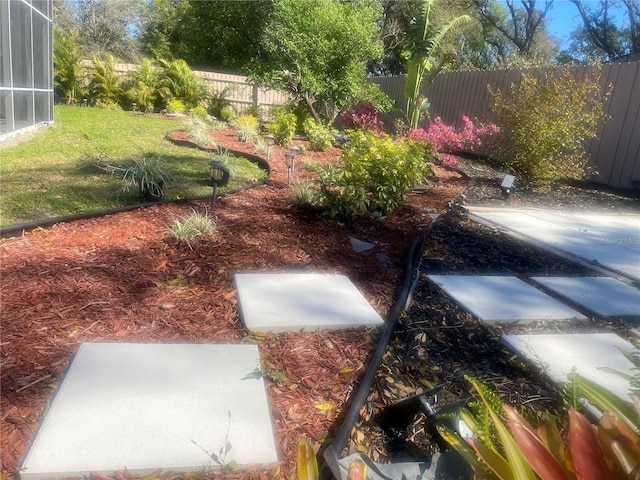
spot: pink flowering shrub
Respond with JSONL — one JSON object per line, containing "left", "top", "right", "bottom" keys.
{"left": 408, "top": 116, "right": 500, "bottom": 165}
{"left": 339, "top": 102, "right": 384, "bottom": 133}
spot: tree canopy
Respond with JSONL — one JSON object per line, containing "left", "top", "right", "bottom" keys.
{"left": 140, "top": 0, "right": 273, "bottom": 70}
{"left": 563, "top": 0, "right": 640, "bottom": 62}
{"left": 53, "top": 0, "right": 143, "bottom": 62}
{"left": 244, "top": 0, "right": 386, "bottom": 125}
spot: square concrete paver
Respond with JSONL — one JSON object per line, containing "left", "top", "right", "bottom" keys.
{"left": 467, "top": 209, "right": 640, "bottom": 281}
{"left": 530, "top": 276, "right": 640, "bottom": 316}
{"left": 501, "top": 333, "right": 639, "bottom": 403}
{"left": 234, "top": 273, "right": 384, "bottom": 332}
{"left": 19, "top": 343, "right": 278, "bottom": 480}
{"left": 427, "top": 275, "right": 584, "bottom": 324}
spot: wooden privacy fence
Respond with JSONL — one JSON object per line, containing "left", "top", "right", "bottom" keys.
{"left": 193, "top": 70, "right": 291, "bottom": 119}
{"left": 370, "top": 62, "right": 640, "bottom": 190}
{"left": 110, "top": 62, "right": 291, "bottom": 119}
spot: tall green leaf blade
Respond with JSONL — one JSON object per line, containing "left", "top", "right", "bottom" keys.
{"left": 468, "top": 378, "right": 537, "bottom": 480}
{"left": 575, "top": 374, "right": 638, "bottom": 432}
{"left": 297, "top": 439, "right": 318, "bottom": 480}
{"left": 466, "top": 437, "right": 513, "bottom": 480}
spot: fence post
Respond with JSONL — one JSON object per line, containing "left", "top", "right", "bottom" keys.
{"left": 252, "top": 84, "right": 259, "bottom": 109}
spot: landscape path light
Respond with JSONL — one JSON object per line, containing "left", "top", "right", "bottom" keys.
{"left": 208, "top": 160, "right": 230, "bottom": 212}
{"left": 264, "top": 135, "right": 275, "bottom": 163}
{"left": 500, "top": 174, "right": 516, "bottom": 198}
{"left": 285, "top": 152, "right": 295, "bottom": 186}
{"left": 287, "top": 145, "right": 299, "bottom": 173}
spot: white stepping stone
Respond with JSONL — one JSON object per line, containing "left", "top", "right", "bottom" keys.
{"left": 427, "top": 275, "right": 584, "bottom": 323}
{"left": 531, "top": 276, "right": 640, "bottom": 316}
{"left": 467, "top": 208, "right": 640, "bottom": 281}
{"left": 234, "top": 273, "right": 384, "bottom": 332}
{"left": 501, "top": 333, "right": 639, "bottom": 403}
{"left": 20, "top": 343, "right": 278, "bottom": 480}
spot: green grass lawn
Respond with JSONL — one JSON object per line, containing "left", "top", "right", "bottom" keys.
{"left": 0, "top": 106, "right": 266, "bottom": 226}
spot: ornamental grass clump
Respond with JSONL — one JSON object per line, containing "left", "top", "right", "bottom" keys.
{"left": 184, "top": 117, "right": 215, "bottom": 147}
{"left": 167, "top": 209, "right": 216, "bottom": 250}
{"left": 233, "top": 114, "right": 260, "bottom": 142}
{"left": 489, "top": 68, "right": 609, "bottom": 184}
{"left": 95, "top": 154, "right": 175, "bottom": 201}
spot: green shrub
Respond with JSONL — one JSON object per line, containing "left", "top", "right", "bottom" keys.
{"left": 233, "top": 114, "right": 260, "bottom": 142}
{"left": 303, "top": 118, "right": 334, "bottom": 151}
{"left": 191, "top": 106, "right": 209, "bottom": 121}
{"left": 208, "top": 85, "right": 235, "bottom": 119}
{"left": 266, "top": 109, "right": 297, "bottom": 145}
{"left": 167, "top": 209, "right": 216, "bottom": 250}
{"left": 243, "top": 103, "right": 262, "bottom": 121}
{"left": 124, "top": 58, "right": 162, "bottom": 113}
{"left": 166, "top": 99, "right": 186, "bottom": 114}
{"left": 53, "top": 28, "right": 86, "bottom": 105}
{"left": 88, "top": 54, "right": 124, "bottom": 109}
{"left": 489, "top": 68, "right": 609, "bottom": 184}
{"left": 219, "top": 107, "right": 236, "bottom": 122}
{"left": 315, "top": 131, "right": 429, "bottom": 220}
{"left": 158, "top": 58, "right": 208, "bottom": 109}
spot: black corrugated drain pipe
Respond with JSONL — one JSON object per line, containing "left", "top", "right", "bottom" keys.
{"left": 320, "top": 215, "right": 440, "bottom": 479}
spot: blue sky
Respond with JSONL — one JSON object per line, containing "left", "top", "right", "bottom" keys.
{"left": 546, "top": 0, "right": 583, "bottom": 41}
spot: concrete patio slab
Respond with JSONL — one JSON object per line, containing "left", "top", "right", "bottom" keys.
{"left": 427, "top": 275, "right": 584, "bottom": 324}
{"left": 466, "top": 208, "right": 640, "bottom": 281}
{"left": 501, "top": 333, "right": 639, "bottom": 403}
{"left": 19, "top": 343, "right": 278, "bottom": 480}
{"left": 234, "top": 273, "right": 384, "bottom": 333}
{"left": 531, "top": 276, "right": 640, "bottom": 316}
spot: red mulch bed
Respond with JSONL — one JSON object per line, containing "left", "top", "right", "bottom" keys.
{"left": 0, "top": 129, "right": 466, "bottom": 479}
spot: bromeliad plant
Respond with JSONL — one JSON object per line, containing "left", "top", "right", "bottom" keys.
{"left": 441, "top": 376, "right": 640, "bottom": 480}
